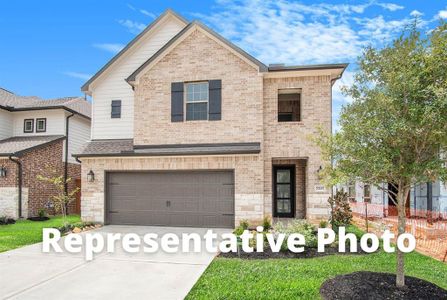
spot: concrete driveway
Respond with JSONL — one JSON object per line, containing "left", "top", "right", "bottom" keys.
{"left": 0, "top": 226, "right": 229, "bottom": 300}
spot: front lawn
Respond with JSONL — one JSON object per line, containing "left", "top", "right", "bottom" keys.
{"left": 0, "top": 215, "right": 81, "bottom": 253}
{"left": 187, "top": 244, "right": 447, "bottom": 299}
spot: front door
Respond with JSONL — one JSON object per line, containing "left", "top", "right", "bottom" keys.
{"left": 273, "top": 166, "right": 295, "bottom": 218}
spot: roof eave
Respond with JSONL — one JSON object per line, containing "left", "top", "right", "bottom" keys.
{"left": 81, "top": 9, "right": 189, "bottom": 94}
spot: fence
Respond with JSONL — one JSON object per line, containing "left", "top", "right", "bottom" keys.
{"left": 349, "top": 201, "right": 447, "bottom": 262}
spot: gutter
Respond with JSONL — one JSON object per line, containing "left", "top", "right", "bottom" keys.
{"left": 0, "top": 105, "right": 90, "bottom": 120}
{"left": 8, "top": 156, "right": 22, "bottom": 218}
{"left": 64, "top": 113, "right": 75, "bottom": 195}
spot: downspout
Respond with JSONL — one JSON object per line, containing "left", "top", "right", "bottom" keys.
{"left": 64, "top": 113, "right": 75, "bottom": 195}
{"left": 9, "top": 155, "right": 22, "bottom": 218}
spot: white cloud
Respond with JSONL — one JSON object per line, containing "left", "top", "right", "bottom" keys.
{"left": 118, "top": 19, "right": 146, "bottom": 34}
{"left": 140, "top": 9, "right": 156, "bottom": 19}
{"left": 63, "top": 72, "right": 92, "bottom": 80}
{"left": 93, "top": 43, "right": 125, "bottom": 54}
{"left": 196, "top": 0, "right": 415, "bottom": 65}
{"left": 439, "top": 9, "right": 447, "bottom": 19}
{"left": 410, "top": 10, "right": 423, "bottom": 17}
{"left": 377, "top": 3, "right": 404, "bottom": 12}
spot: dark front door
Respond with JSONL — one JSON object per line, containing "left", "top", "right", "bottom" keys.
{"left": 273, "top": 166, "right": 295, "bottom": 218}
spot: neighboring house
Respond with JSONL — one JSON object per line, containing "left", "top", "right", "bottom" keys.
{"left": 74, "top": 9, "right": 347, "bottom": 228}
{"left": 0, "top": 88, "right": 91, "bottom": 219}
{"left": 337, "top": 181, "right": 447, "bottom": 218}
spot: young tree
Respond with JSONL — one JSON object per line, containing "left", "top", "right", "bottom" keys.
{"left": 316, "top": 21, "right": 447, "bottom": 287}
{"left": 37, "top": 174, "right": 80, "bottom": 227}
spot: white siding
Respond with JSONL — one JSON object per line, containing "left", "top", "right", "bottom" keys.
{"left": 91, "top": 16, "right": 186, "bottom": 139}
{"left": 12, "top": 110, "right": 66, "bottom": 136}
{"left": 0, "top": 109, "right": 13, "bottom": 140}
{"left": 67, "top": 114, "right": 91, "bottom": 164}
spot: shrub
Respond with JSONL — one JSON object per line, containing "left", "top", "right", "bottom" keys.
{"left": 38, "top": 208, "right": 47, "bottom": 219}
{"left": 274, "top": 219, "right": 318, "bottom": 249}
{"left": 262, "top": 216, "right": 272, "bottom": 231}
{"left": 239, "top": 219, "right": 249, "bottom": 230}
{"left": 328, "top": 191, "right": 352, "bottom": 230}
{"left": 0, "top": 216, "right": 15, "bottom": 225}
{"left": 319, "top": 220, "right": 328, "bottom": 228}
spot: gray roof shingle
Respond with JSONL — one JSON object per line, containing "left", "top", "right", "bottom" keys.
{"left": 74, "top": 140, "right": 261, "bottom": 157}
{"left": 0, "top": 89, "right": 91, "bottom": 118}
{"left": 0, "top": 135, "right": 66, "bottom": 157}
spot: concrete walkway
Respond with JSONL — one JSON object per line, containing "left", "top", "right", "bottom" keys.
{"left": 0, "top": 226, "right": 229, "bottom": 300}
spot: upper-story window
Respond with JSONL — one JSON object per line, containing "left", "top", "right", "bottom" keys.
{"left": 278, "top": 89, "right": 301, "bottom": 122}
{"left": 185, "top": 82, "right": 208, "bottom": 121}
{"left": 111, "top": 100, "right": 121, "bottom": 118}
{"left": 36, "top": 118, "right": 46, "bottom": 132}
{"left": 24, "top": 119, "right": 34, "bottom": 133}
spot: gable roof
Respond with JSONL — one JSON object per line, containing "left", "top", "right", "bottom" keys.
{"left": 0, "top": 88, "right": 91, "bottom": 119}
{"left": 126, "top": 21, "right": 268, "bottom": 84}
{"left": 81, "top": 9, "right": 188, "bottom": 93}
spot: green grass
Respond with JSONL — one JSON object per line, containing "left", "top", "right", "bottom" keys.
{"left": 0, "top": 215, "right": 81, "bottom": 253}
{"left": 187, "top": 227, "right": 447, "bottom": 300}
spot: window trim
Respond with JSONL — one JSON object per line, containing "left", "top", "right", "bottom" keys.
{"left": 36, "top": 118, "right": 47, "bottom": 133}
{"left": 111, "top": 100, "right": 122, "bottom": 119}
{"left": 23, "top": 119, "right": 34, "bottom": 133}
{"left": 185, "top": 81, "right": 209, "bottom": 121}
{"left": 277, "top": 88, "right": 302, "bottom": 123}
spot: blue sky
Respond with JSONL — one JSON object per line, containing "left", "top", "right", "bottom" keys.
{"left": 1, "top": 0, "right": 446, "bottom": 127}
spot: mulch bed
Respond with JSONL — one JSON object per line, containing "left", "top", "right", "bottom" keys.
{"left": 0, "top": 218, "right": 15, "bottom": 225}
{"left": 219, "top": 245, "right": 366, "bottom": 259}
{"left": 320, "top": 271, "right": 447, "bottom": 300}
{"left": 27, "top": 216, "right": 50, "bottom": 222}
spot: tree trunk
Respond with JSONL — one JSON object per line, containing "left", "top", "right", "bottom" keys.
{"left": 396, "top": 186, "right": 409, "bottom": 288}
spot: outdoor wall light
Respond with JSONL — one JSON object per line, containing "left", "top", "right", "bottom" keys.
{"left": 0, "top": 166, "right": 7, "bottom": 178}
{"left": 87, "top": 170, "right": 95, "bottom": 182}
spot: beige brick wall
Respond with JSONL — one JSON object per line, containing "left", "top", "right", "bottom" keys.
{"left": 0, "top": 187, "right": 28, "bottom": 219}
{"left": 81, "top": 28, "right": 334, "bottom": 226}
{"left": 134, "top": 29, "right": 263, "bottom": 145}
{"left": 81, "top": 155, "right": 264, "bottom": 225}
{"left": 263, "top": 76, "right": 332, "bottom": 221}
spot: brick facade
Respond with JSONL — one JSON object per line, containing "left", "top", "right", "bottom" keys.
{"left": 82, "top": 26, "right": 335, "bottom": 226}
{"left": 0, "top": 140, "right": 81, "bottom": 218}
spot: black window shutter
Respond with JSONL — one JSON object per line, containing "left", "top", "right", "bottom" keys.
{"left": 208, "top": 80, "right": 222, "bottom": 121}
{"left": 171, "top": 82, "right": 184, "bottom": 122}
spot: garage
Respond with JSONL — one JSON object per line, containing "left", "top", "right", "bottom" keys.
{"left": 105, "top": 171, "right": 235, "bottom": 228}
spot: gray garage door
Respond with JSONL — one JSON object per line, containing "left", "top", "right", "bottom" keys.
{"left": 106, "top": 171, "right": 234, "bottom": 228}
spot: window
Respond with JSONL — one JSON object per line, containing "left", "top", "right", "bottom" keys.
{"left": 111, "top": 100, "right": 121, "bottom": 118}
{"left": 278, "top": 89, "right": 301, "bottom": 122}
{"left": 186, "top": 82, "right": 208, "bottom": 121}
{"left": 348, "top": 182, "right": 356, "bottom": 201}
{"left": 364, "top": 184, "right": 371, "bottom": 202}
{"left": 36, "top": 118, "right": 46, "bottom": 132}
{"left": 24, "top": 119, "right": 34, "bottom": 133}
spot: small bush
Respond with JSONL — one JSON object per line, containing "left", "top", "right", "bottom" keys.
{"left": 328, "top": 191, "right": 352, "bottom": 230}
{"left": 262, "top": 216, "right": 272, "bottom": 231}
{"left": 274, "top": 220, "right": 318, "bottom": 249}
{"left": 38, "top": 208, "right": 47, "bottom": 218}
{"left": 319, "top": 220, "right": 328, "bottom": 228}
{"left": 239, "top": 219, "right": 249, "bottom": 230}
{"left": 0, "top": 216, "right": 15, "bottom": 225}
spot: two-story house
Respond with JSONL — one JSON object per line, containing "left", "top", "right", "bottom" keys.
{"left": 74, "top": 9, "right": 347, "bottom": 228}
{"left": 0, "top": 88, "right": 91, "bottom": 219}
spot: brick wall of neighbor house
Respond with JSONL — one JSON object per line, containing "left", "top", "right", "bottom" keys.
{"left": 80, "top": 155, "right": 264, "bottom": 225}
{"left": 263, "top": 76, "right": 332, "bottom": 222}
{"left": 0, "top": 141, "right": 81, "bottom": 218}
{"left": 134, "top": 29, "right": 263, "bottom": 146}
